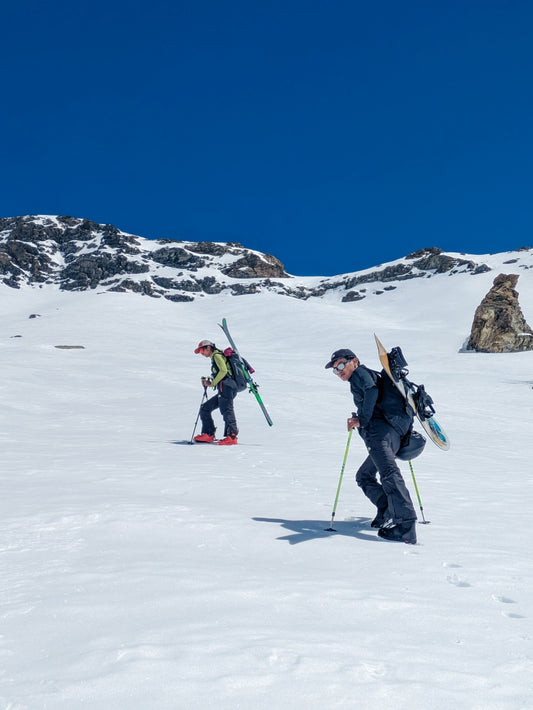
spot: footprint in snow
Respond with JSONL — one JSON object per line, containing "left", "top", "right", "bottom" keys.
{"left": 492, "top": 594, "right": 526, "bottom": 619}
{"left": 492, "top": 594, "right": 516, "bottom": 604}
{"left": 446, "top": 573, "right": 471, "bottom": 588}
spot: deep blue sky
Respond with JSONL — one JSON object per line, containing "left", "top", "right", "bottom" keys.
{"left": 1, "top": 1, "right": 532, "bottom": 276}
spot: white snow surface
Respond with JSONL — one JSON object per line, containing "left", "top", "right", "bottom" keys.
{"left": 1, "top": 261, "right": 533, "bottom": 709}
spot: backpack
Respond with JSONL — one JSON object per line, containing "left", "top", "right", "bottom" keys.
{"left": 388, "top": 347, "right": 436, "bottom": 421}
{"left": 374, "top": 366, "right": 415, "bottom": 433}
{"left": 223, "top": 348, "right": 255, "bottom": 392}
{"left": 352, "top": 364, "right": 413, "bottom": 437}
{"left": 367, "top": 365, "right": 426, "bottom": 457}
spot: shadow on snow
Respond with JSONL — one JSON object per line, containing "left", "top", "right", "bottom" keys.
{"left": 252, "top": 517, "right": 379, "bottom": 545}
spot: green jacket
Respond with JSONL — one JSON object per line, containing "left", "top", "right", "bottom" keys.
{"left": 210, "top": 350, "right": 231, "bottom": 388}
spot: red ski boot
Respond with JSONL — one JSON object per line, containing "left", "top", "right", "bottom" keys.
{"left": 193, "top": 433, "right": 215, "bottom": 443}
{"left": 217, "top": 434, "right": 238, "bottom": 446}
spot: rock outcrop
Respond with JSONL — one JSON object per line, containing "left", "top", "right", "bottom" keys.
{"left": 467, "top": 273, "right": 533, "bottom": 352}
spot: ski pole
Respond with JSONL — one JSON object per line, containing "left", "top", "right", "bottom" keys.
{"left": 408, "top": 460, "right": 430, "bottom": 524}
{"left": 189, "top": 385, "right": 208, "bottom": 444}
{"left": 325, "top": 427, "right": 354, "bottom": 531}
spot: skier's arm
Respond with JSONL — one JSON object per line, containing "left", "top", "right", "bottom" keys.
{"left": 358, "top": 388, "right": 378, "bottom": 427}
{"left": 210, "top": 352, "right": 230, "bottom": 388}
{"left": 355, "top": 369, "right": 379, "bottom": 427}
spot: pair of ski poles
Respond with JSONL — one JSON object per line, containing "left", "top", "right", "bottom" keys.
{"left": 325, "top": 426, "right": 429, "bottom": 531}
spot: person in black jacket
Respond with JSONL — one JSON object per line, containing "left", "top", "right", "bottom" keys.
{"left": 325, "top": 348, "right": 417, "bottom": 544}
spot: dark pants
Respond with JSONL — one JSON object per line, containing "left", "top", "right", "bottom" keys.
{"left": 356, "top": 419, "right": 416, "bottom": 525}
{"left": 200, "top": 378, "right": 238, "bottom": 437}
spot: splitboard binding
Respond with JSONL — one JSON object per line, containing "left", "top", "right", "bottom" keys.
{"left": 374, "top": 334, "right": 450, "bottom": 451}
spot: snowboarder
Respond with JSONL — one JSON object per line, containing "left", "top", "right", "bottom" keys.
{"left": 325, "top": 348, "right": 418, "bottom": 543}
{"left": 194, "top": 340, "right": 239, "bottom": 445}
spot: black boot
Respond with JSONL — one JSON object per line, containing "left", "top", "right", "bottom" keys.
{"left": 370, "top": 506, "right": 391, "bottom": 528}
{"left": 378, "top": 521, "right": 417, "bottom": 544}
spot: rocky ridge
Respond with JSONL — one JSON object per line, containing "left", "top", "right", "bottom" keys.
{"left": 0, "top": 214, "right": 526, "bottom": 303}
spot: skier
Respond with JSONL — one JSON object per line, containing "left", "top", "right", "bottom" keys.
{"left": 193, "top": 340, "right": 239, "bottom": 446}
{"left": 325, "top": 348, "right": 417, "bottom": 544}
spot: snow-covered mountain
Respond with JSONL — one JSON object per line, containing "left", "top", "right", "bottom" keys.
{"left": 4, "top": 214, "right": 533, "bottom": 302}
{"left": 2, "top": 217, "right": 533, "bottom": 709}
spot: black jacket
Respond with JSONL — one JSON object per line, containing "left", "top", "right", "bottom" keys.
{"left": 349, "top": 364, "right": 413, "bottom": 436}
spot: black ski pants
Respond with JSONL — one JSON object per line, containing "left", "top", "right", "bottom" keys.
{"left": 200, "top": 378, "right": 238, "bottom": 437}
{"left": 356, "top": 419, "right": 416, "bottom": 525}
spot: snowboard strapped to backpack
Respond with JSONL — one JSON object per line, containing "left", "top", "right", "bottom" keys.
{"left": 223, "top": 347, "right": 255, "bottom": 393}
{"left": 374, "top": 333, "right": 449, "bottom": 451}
{"left": 388, "top": 346, "right": 436, "bottom": 421}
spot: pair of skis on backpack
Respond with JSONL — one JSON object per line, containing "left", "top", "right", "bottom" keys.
{"left": 218, "top": 318, "right": 273, "bottom": 427}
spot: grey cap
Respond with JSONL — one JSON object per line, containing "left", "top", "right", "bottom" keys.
{"left": 194, "top": 339, "right": 215, "bottom": 354}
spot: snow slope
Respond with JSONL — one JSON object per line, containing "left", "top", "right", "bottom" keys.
{"left": 1, "top": 258, "right": 533, "bottom": 709}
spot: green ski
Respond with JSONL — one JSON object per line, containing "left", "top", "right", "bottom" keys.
{"left": 218, "top": 318, "right": 273, "bottom": 427}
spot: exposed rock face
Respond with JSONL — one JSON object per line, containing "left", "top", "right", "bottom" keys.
{"left": 222, "top": 252, "right": 286, "bottom": 278}
{"left": 0, "top": 215, "right": 291, "bottom": 300}
{"left": 0, "top": 216, "right": 501, "bottom": 302}
{"left": 467, "top": 273, "right": 533, "bottom": 352}
{"left": 405, "top": 247, "right": 492, "bottom": 275}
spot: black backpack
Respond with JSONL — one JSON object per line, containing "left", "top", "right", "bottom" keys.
{"left": 388, "top": 346, "right": 436, "bottom": 421}
{"left": 223, "top": 348, "right": 254, "bottom": 392}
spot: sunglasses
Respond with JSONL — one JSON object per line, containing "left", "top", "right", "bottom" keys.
{"left": 332, "top": 360, "right": 349, "bottom": 373}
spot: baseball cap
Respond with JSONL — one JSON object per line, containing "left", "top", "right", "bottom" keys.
{"left": 324, "top": 348, "right": 357, "bottom": 369}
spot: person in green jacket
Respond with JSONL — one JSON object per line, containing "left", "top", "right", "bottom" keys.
{"left": 193, "top": 340, "right": 239, "bottom": 445}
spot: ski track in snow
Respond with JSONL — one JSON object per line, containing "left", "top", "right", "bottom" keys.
{"left": 1, "top": 270, "right": 533, "bottom": 710}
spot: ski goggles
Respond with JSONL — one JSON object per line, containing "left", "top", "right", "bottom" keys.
{"left": 332, "top": 360, "right": 349, "bottom": 373}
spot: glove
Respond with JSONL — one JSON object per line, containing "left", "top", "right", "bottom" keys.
{"left": 347, "top": 415, "right": 360, "bottom": 431}
{"left": 201, "top": 377, "right": 212, "bottom": 387}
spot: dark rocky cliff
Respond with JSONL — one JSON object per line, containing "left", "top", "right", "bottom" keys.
{"left": 0, "top": 215, "right": 495, "bottom": 302}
